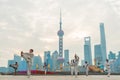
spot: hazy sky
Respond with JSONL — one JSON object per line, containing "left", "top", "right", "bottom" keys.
{"left": 0, "top": 0, "right": 120, "bottom": 67}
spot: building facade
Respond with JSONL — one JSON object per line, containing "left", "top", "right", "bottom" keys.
{"left": 108, "top": 51, "right": 116, "bottom": 60}
{"left": 64, "top": 49, "right": 69, "bottom": 71}
{"left": 32, "top": 55, "right": 42, "bottom": 70}
{"left": 100, "top": 23, "right": 107, "bottom": 65}
{"left": 52, "top": 51, "right": 59, "bottom": 71}
{"left": 110, "top": 52, "right": 120, "bottom": 73}
{"left": 84, "top": 37, "right": 92, "bottom": 65}
{"left": 94, "top": 44, "right": 102, "bottom": 66}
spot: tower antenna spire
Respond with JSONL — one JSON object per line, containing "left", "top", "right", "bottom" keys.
{"left": 60, "top": 9, "right": 62, "bottom": 30}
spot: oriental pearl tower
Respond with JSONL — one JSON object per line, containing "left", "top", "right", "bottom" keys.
{"left": 57, "top": 10, "right": 64, "bottom": 71}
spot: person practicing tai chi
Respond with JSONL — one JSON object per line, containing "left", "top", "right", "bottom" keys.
{"left": 9, "top": 62, "right": 18, "bottom": 75}
{"left": 68, "top": 54, "right": 79, "bottom": 78}
{"left": 68, "top": 59, "right": 75, "bottom": 76}
{"left": 74, "top": 54, "right": 79, "bottom": 77}
{"left": 21, "top": 49, "right": 34, "bottom": 78}
{"left": 105, "top": 59, "right": 111, "bottom": 77}
{"left": 84, "top": 61, "right": 89, "bottom": 76}
{"left": 43, "top": 62, "right": 47, "bottom": 75}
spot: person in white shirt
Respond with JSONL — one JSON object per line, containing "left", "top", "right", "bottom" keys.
{"left": 84, "top": 61, "right": 89, "bottom": 76}
{"left": 68, "top": 59, "right": 75, "bottom": 76}
{"left": 105, "top": 59, "right": 111, "bottom": 77}
{"left": 21, "top": 49, "right": 34, "bottom": 78}
{"left": 74, "top": 54, "right": 79, "bottom": 77}
{"left": 68, "top": 54, "right": 79, "bottom": 77}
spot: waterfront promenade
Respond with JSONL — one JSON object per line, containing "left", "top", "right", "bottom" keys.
{"left": 0, "top": 75, "right": 120, "bottom": 80}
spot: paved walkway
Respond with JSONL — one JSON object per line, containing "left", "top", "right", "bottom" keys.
{"left": 0, "top": 75, "right": 120, "bottom": 80}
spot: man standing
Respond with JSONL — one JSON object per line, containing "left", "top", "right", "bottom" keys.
{"left": 74, "top": 54, "right": 79, "bottom": 78}
{"left": 43, "top": 62, "right": 47, "bottom": 75}
{"left": 84, "top": 61, "right": 89, "bottom": 76}
{"left": 68, "top": 59, "right": 75, "bottom": 76}
{"left": 68, "top": 54, "right": 79, "bottom": 77}
{"left": 21, "top": 49, "right": 34, "bottom": 78}
{"left": 105, "top": 59, "right": 111, "bottom": 77}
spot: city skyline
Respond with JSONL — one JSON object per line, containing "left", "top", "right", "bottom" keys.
{"left": 0, "top": 0, "right": 120, "bottom": 67}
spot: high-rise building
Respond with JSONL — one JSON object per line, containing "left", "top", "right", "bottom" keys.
{"left": 84, "top": 37, "right": 92, "bottom": 65}
{"left": 100, "top": 23, "right": 107, "bottom": 65}
{"left": 94, "top": 44, "right": 102, "bottom": 66}
{"left": 32, "top": 55, "right": 42, "bottom": 70}
{"left": 110, "top": 51, "right": 120, "bottom": 73}
{"left": 52, "top": 51, "right": 59, "bottom": 71}
{"left": 44, "top": 51, "right": 50, "bottom": 63}
{"left": 0, "top": 67, "right": 8, "bottom": 73}
{"left": 57, "top": 10, "right": 64, "bottom": 70}
{"left": 47, "top": 53, "right": 53, "bottom": 71}
{"left": 14, "top": 54, "right": 21, "bottom": 62}
{"left": 44, "top": 51, "right": 52, "bottom": 71}
{"left": 108, "top": 51, "right": 116, "bottom": 60}
{"left": 64, "top": 49, "right": 69, "bottom": 71}
{"left": 19, "top": 59, "right": 27, "bottom": 71}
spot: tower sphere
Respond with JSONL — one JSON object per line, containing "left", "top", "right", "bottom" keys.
{"left": 57, "top": 30, "right": 64, "bottom": 37}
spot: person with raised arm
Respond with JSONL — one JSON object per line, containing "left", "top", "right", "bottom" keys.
{"left": 105, "top": 59, "right": 112, "bottom": 77}
{"left": 74, "top": 54, "right": 79, "bottom": 77}
{"left": 68, "top": 54, "right": 79, "bottom": 78}
{"left": 21, "top": 49, "right": 34, "bottom": 78}
{"left": 84, "top": 61, "right": 89, "bottom": 76}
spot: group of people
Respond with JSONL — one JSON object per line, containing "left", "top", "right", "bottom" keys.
{"left": 68, "top": 55, "right": 89, "bottom": 77}
{"left": 9, "top": 49, "right": 112, "bottom": 78}
{"left": 67, "top": 58, "right": 112, "bottom": 78}
{"left": 67, "top": 54, "right": 79, "bottom": 77}
{"left": 9, "top": 49, "right": 34, "bottom": 78}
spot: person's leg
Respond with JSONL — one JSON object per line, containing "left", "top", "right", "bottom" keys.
{"left": 15, "top": 69, "right": 17, "bottom": 75}
{"left": 45, "top": 69, "right": 46, "bottom": 75}
{"left": 27, "top": 62, "right": 30, "bottom": 78}
{"left": 86, "top": 69, "right": 88, "bottom": 76}
{"left": 22, "top": 53, "right": 28, "bottom": 60}
{"left": 108, "top": 69, "right": 110, "bottom": 77}
{"left": 71, "top": 67, "right": 73, "bottom": 76}
{"left": 29, "top": 63, "right": 32, "bottom": 77}
{"left": 75, "top": 66, "right": 78, "bottom": 78}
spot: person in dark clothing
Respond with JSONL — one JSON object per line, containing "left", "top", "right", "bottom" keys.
{"left": 9, "top": 62, "right": 18, "bottom": 75}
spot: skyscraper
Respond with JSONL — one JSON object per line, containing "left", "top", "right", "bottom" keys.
{"left": 44, "top": 51, "right": 51, "bottom": 63}
{"left": 44, "top": 51, "right": 53, "bottom": 71}
{"left": 100, "top": 23, "right": 107, "bottom": 64}
{"left": 94, "top": 44, "right": 102, "bottom": 66}
{"left": 64, "top": 49, "right": 69, "bottom": 71}
{"left": 32, "top": 55, "right": 42, "bottom": 70}
{"left": 57, "top": 10, "right": 64, "bottom": 57}
{"left": 84, "top": 37, "right": 92, "bottom": 65}
{"left": 57, "top": 10, "right": 64, "bottom": 71}
{"left": 0, "top": 67, "right": 8, "bottom": 73}
{"left": 108, "top": 51, "right": 116, "bottom": 60}
{"left": 47, "top": 53, "right": 53, "bottom": 71}
{"left": 19, "top": 59, "right": 27, "bottom": 71}
{"left": 110, "top": 52, "right": 120, "bottom": 73}
{"left": 52, "top": 51, "right": 59, "bottom": 71}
